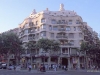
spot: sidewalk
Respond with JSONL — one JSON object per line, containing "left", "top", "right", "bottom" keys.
{"left": 68, "top": 69, "right": 87, "bottom": 72}
{"left": 18, "top": 69, "right": 65, "bottom": 73}
{"left": 18, "top": 69, "right": 85, "bottom": 73}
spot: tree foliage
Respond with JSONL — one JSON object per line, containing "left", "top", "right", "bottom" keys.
{"left": 0, "top": 32, "right": 23, "bottom": 55}
{"left": 26, "top": 41, "right": 37, "bottom": 53}
{"left": 36, "top": 38, "right": 60, "bottom": 52}
{"left": 80, "top": 41, "right": 100, "bottom": 66}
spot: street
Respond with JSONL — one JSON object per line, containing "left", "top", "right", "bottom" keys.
{"left": 0, "top": 69, "right": 100, "bottom": 75}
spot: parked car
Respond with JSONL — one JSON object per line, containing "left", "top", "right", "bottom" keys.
{"left": 0, "top": 62, "right": 7, "bottom": 69}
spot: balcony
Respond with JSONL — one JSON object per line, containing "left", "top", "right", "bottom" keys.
{"left": 50, "top": 52, "right": 60, "bottom": 57}
{"left": 21, "top": 53, "right": 36, "bottom": 57}
{"left": 70, "top": 53, "right": 79, "bottom": 57}
{"left": 57, "top": 21, "right": 67, "bottom": 24}
{"left": 60, "top": 43, "right": 74, "bottom": 46}
{"left": 35, "top": 53, "right": 49, "bottom": 57}
{"left": 28, "top": 37, "right": 35, "bottom": 41}
{"left": 58, "top": 28, "right": 66, "bottom": 31}
{"left": 56, "top": 35, "right": 68, "bottom": 39}
{"left": 60, "top": 53, "right": 69, "bottom": 57}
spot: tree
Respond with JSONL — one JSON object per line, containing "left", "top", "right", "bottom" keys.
{"left": 80, "top": 41, "right": 100, "bottom": 68}
{"left": 26, "top": 41, "right": 37, "bottom": 66}
{"left": 50, "top": 40, "right": 60, "bottom": 56}
{"left": 37, "top": 38, "right": 52, "bottom": 52}
{"left": 37, "top": 38, "right": 60, "bottom": 52}
{"left": 36, "top": 38, "right": 60, "bottom": 68}
{"left": 80, "top": 42, "right": 91, "bottom": 69}
{"left": 0, "top": 32, "right": 23, "bottom": 67}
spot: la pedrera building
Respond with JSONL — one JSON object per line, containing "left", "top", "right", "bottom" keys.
{"left": 7, "top": 4, "right": 99, "bottom": 70}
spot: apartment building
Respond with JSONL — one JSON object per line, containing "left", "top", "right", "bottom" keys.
{"left": 6, "top": 4, "right": 98, "bottom": 69}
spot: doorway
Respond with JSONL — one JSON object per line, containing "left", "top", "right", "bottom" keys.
{"left": 62, "top": 58, "right": 68, "bottom": 68}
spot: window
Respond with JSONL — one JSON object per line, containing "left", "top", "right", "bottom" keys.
{"left": 42, "top": 58, "right": 48, "bottom": 62}
{"left": 58, "top": 20, "right": 61, "bottom": 24}
{"left": 62, "top": 48, "right": 68, "bottom": 53}
{"left": 79, "top": 33, "right": 83, "bottom": 38}
{"left": 37, "top": 27, "right": 39, "bottom": 31}
{"left": 23, "top": 36, "right": 27, "bottom": 41}
{"left": 69, "top": 33, "right": 74, "bottom": 38}
{"left": 41, "top": 24, "right": 46, "bottom": 29}
{"left": 53, "top": 26, "right": 58, "bottom": 31}
{"left": 78, "top": 26, "right": 81, "bottom": 31}
{"left": 51, "top": 58, "right": 56, "bottom": 62}
{"left": 41, "top": 18, "right": 45, "bottom": 23}
{"left": 45, "top": 58, "right": 48, "bottom": 62}
{"left": 24, "top": 29, "right": 28, "bottom": 34}
{"left": 41, "top": 31, "right": 46, "bottom": 36}
{"left": 79, "top": 40, "right": 83, "bottom": 45}
{"left": 29, "top": 22, "right": 33, "bottom": 27}
{"left": 66, "top": 27, "right": 71, "bottom": 31}
{"left": 35, "top": 28, "right": 37, "bottom": 31}
{"left": 24, "top": 23, "right": 28, "bottom": 28}
{"left": 51, "top": 33, "right": 54, "bottom": 38}
{"left": 51, "top": 19, "right": 56, "bottom": 24}
{"left": 28, "top": 28, "right": 33, "bottom": 33}
{"left": 36, "top": 33, "right": 39, "bottom": 38}
{"left": 62, "top": 20, "right": 65, "bottom": 24}
{"left": 49, "top": 25, "right": 52, "bottom": 30}
{"left": 36, "top": 21, "right": 38, "bottom": 25}
{"left": 68, "top": 20, "right": 72, "bottom": 25}
{"left": 74, "top": 27, "right": 76, "bottom": 31}
{"left": 60, "top": 41, "right": 64, "bottom": 45}
{"left": 76, "top": 20, "right": 80, "bottom": 24}
{"left": 70, "top": 40, "right": 74, "bottom": 45}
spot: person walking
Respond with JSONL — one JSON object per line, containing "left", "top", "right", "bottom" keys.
{"left": 14, "top": 65, "right": 16, "bottom": 71}
{"left": 53, "top": 64, "right": 55, "bottom": 71}
{"left": 28, "top": 64, "right": 32, "bottom": 72}
{"left": 49, "top": 65, "right": 51, "bottom": 70}
{"left": 64, "top": 65, "right": 66, "bottom": 71}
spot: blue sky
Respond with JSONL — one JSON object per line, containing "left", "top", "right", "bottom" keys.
{"left": 0, "top": 0, "right": 100, "bottom": 34}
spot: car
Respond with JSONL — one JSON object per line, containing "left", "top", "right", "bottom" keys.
{"left": 1, "top": 63, "right": 7, "bottom": 69}
{"left": 0, "top": 62, "right": 7, "bottom": 69}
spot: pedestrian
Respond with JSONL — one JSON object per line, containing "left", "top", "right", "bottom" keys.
{"left": 64, "top": 65, "right": 66, "bottom": 71}
{"left": 53, "top": 64, "right": 55, "bottom": 71}
{"left": 14, "top": 66, "right": 16, "bottom": 71}
{"left": 28, "top": 64, "right": 32, "bottom": 72}
{"left": 55, "top": 64, "right": 57, "bottom": 71}
{"left": 49, "top": 65, "right": 51, "bottom": 70}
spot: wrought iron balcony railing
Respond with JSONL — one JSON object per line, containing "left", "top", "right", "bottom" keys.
{"left": 56, "top": 35, "right": 68, "bottom": 38}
